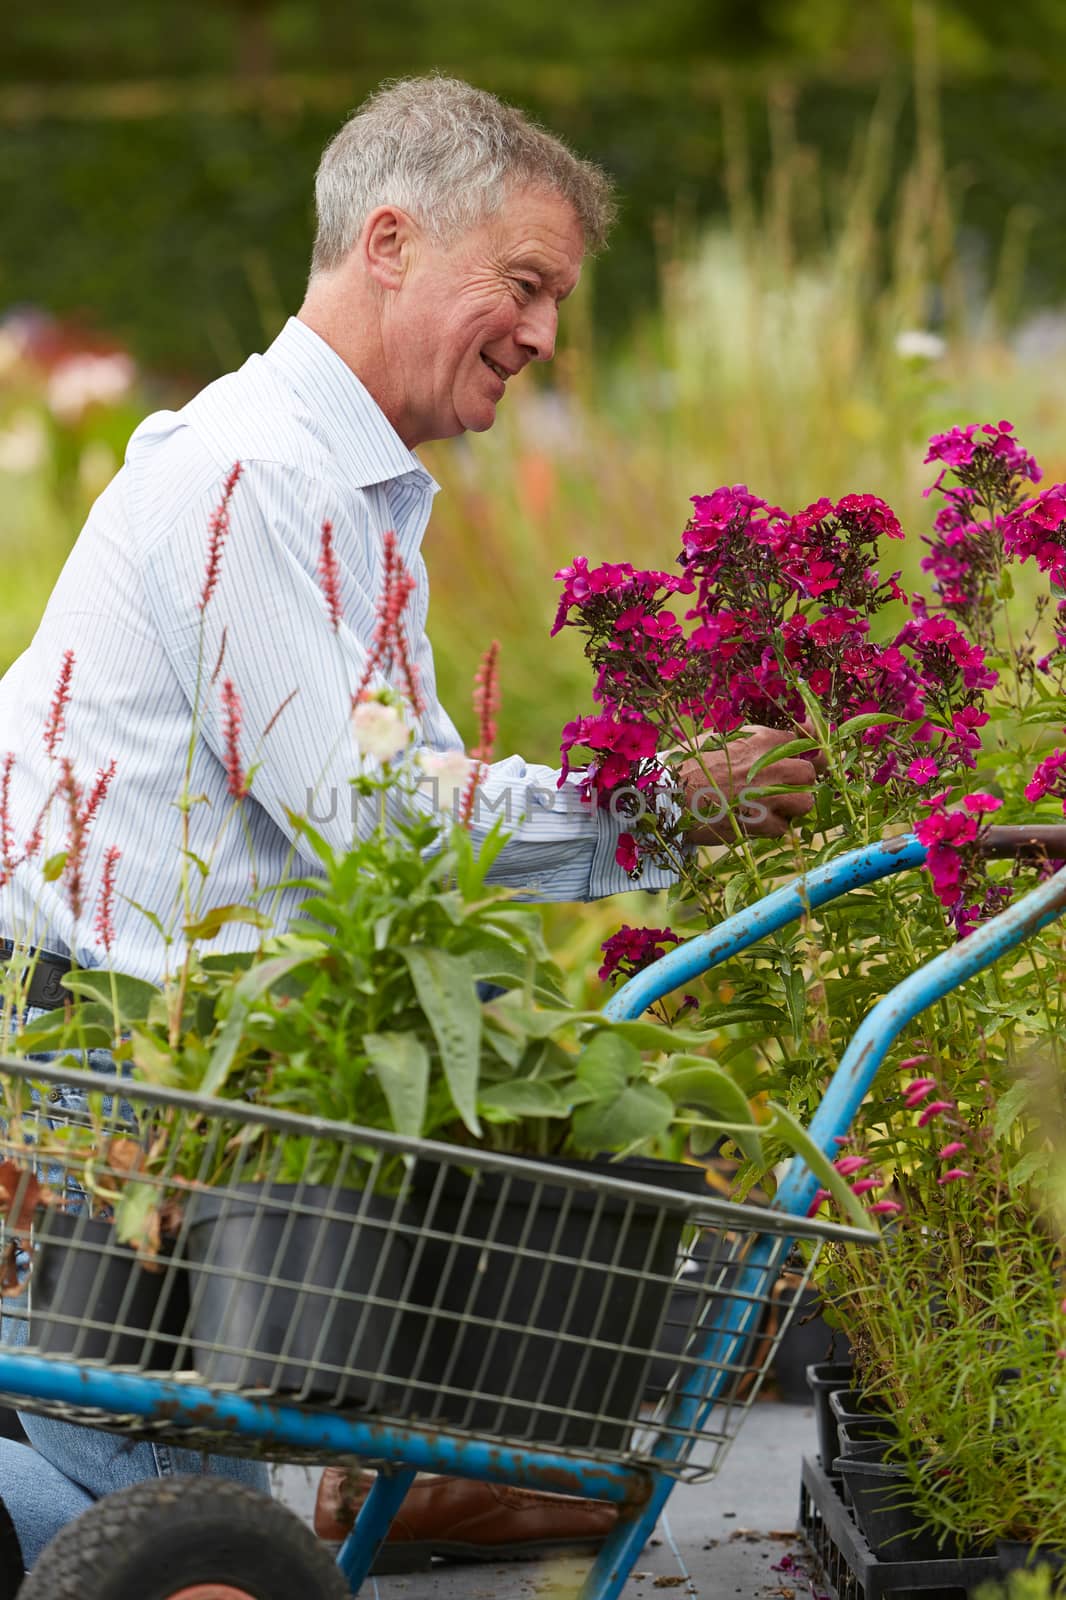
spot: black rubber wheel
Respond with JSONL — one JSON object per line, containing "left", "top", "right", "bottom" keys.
{"left": 0, "top": 1495, "right": 24, "bottom": 1596}
{"left": 19, "top": 1476, "right": 349, "bottom": 1600}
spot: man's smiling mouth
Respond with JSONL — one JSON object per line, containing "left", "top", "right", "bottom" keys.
{"left": 481, "top": 354, "right": 510, "bottom": 382}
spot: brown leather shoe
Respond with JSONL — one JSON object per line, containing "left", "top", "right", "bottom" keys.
{"left": 314, "top": 1467, "right": 618, "bottom": 1572}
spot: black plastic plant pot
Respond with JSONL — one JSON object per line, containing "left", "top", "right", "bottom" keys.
{"left": 834, "top": 1453, "right": 945, "bottom": 1562}
{"left": 772, "top": 1287, "right": 851, "bottom": 1402}
{"left": 29, "top": 1209, "right": 188, "bottom": 1369}
{"left": 807, "top": 1360, "right": 854, "bottom": 1467}
{"left": 997, "top": 1541, "right": 1066, "bottom": 1583}
{"left": 404, "top": 1155, "right": 708, "bottom": 1450}
{"left": 828, "top": 1386, "right": 892, "bottom": 1440}
{"left": 183, "top": 1183, "right": 414, "bottom": 1407}
{"left": 836, "top": 1417, "right": 899, "bottom": 1458}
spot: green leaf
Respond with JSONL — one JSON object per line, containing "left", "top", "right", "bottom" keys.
{"left": 466, "top": 944, "right": 567, "bottom": 1003}
{"left": 571, "top": 1079, "right": 674, "bottom": 1153}
{"left": 657, "top": 1058, "right": 763, "bottom": 1165}
{"left": 62, "top": 970, "right": 161, "bottom": 1024}
{"left": 747, "top": 736, "right": 824, "bottom": 781}
{"left": 479, "top": 1080, "right": 569, "bottom": 1118}
{"left": 992, "top": 1079, "right": 1031, "bottom": 1143}
{"left": 364, "top": 1032, "right": 430, "bottom": 1138}
{"left": 7, "top": 1014, "right": 112, "bottom": 1052}
{"left": 121, "top": 897, "right": 169, "bottom": 943}
{"left": 834, "top": 713, "right": 903, "bottom": 737}
{"left": 129, "top": 1026, "right": 181, "bottom": 1086}
{"left": 42, "top": 852, "right": 67, "bottom": 882}
{"left": 575, "top": 1028, "right": 644, "bottom": 1097}
{"left": 184, "top": 904, "right": 273, "bottom": 941}
{"left": 568, "top": 1029, "right": 673, "bottom": 1151}
{"left": 400, "top": 947, "right": 482, "bottom": 1135}
{"left": 584, "top": 1018, "right": 706, "bottom": 1052}
{"left": 113, "top": 1185, "right": 158, "bottom": 1251}
{"left": 201, "top": 950, "right": 317, "bottom": 1096}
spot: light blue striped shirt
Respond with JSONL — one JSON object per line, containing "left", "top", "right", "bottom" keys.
{"left": 0, "top": 318, "right": 672, "bottom": 983}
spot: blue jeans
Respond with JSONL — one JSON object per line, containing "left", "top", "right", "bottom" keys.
{"left": 0, "top": 1014, "right": 270, "bottom": 1571}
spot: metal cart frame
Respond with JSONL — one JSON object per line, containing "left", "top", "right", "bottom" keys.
{"left": 0, "top": 828, "right": 1063, "bottom": 1598}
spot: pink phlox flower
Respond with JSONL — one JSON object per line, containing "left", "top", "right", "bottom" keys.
{"left": 614, "top": 832, "right": 640, "bottom": 875}
{"left": 917, "top": 1099, "right": 955, "bottom": 1127}
{"left": 796, "top": 559, "right": 839, "bottom": 598}
{"left": 1025, "top": 749, "right": 1066, "bottom": 803}
{"left": 834, "top": 493, "right": 904, "bottom": 541}
{"left": 925, "top": 425, "right": 978, "bottom": 470}
{"left": 614, "top": 604, "right": 648, "bottom": 632}
{"left": 641, "top": 610, "right": 682, "bottom": 641}
{"left": 981, "top": 419, "right": 1042, "bottom": 484}
{"left": 963, "top": 792, "right": 1002, "bottom": 815}
{"left": 907, "top": 757, "right": 940, "bottom": 785}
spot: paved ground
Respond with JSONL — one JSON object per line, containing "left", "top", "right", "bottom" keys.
{"left": 272, "top": 1400, "right": 823, "bottom": 1599}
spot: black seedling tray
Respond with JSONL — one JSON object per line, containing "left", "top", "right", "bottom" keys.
{"left": 799, "top": 1456, "right": 999, "bottom": 1600}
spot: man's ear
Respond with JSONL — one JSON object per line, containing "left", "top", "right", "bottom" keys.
{"left": 361, "top": 206, "right": 417, "bottom": 293}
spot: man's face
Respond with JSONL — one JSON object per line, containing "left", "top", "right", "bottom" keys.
{"left": 387, "top": 186, "right": 584, "bottom": 447}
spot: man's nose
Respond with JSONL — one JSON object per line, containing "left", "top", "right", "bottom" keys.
{"left": 518, "top": 301, "right": 558, "bottom": 363}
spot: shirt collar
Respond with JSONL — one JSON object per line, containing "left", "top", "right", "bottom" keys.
{"left": 263, "top": 317, "right": 439, "bottom": 497}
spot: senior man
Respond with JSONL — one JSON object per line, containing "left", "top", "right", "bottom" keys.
{"left": 0, "top": 76, "right": 820, "bottom": 1575}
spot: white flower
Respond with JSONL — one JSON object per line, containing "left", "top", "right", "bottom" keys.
{"left": 351, "top": 696, "right": 410, "bottom": 762}
{"left": 0, "top": 412, "right": 48, "bottom": 474}
{"left": 894, "top": 329, "right": 946, "bottom": 362}
{"left": 418, "top": 749, "right": 475, "bottom": 787}
{"left": 417, "top": 748, "right": 475, "bottom": 807}
{"left": 46, "top": 353, "right": 135, "bottom": 424}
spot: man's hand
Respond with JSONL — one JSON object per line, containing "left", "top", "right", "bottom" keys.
{"left": 677, "top": 726, "right": 825, "bottom": 843}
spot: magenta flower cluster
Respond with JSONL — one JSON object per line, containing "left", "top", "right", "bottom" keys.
{"left": 558, "top": 420, "right": 1066, "bottom": 968}
{"left": 597, "top": 924, "right": 681, "bottom": 984}
{"left": 555, "top": 477, "right": 999, "bottom": 818}
{"left": 913, "top": 791, "right": 1009, "bottom": 936}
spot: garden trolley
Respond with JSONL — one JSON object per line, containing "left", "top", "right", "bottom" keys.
{"left": 0, "top": 829, "right": 1064, "bottom": 1600}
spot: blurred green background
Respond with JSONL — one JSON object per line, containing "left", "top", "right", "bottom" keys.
{"left": 4, "top": 0, "right": 1066, "bottom": 983}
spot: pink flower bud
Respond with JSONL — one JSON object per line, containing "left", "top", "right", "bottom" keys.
{"left": 937, "top": 1168, "right": 971, "bottom": 1184}
{"left": 917, "top": 1099, "right": 955, "bottom": 1127}
{"left": 938, "top": 1141, "right": 967, "bottom": 1161}
{"left": 833, "top": 1156, "right": 868, "bottom": 1177}
{"left": 869, "top": 1200, "right": 903, "bottom": 1216}
{"left": 903, "top": 1077, "right": 937, "bottom": 1106}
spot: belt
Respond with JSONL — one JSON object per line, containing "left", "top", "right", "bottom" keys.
{"left": 0, "top": 940, "right": 72, "bottom": 1012}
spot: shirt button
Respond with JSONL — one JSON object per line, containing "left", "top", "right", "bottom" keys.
{"left": 48, "top": 1089, "right": 62, "bottom": 1103}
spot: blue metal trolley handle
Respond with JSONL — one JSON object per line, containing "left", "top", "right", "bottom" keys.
{"left": 603, "top": 829, "right": 1066, "bottom": 1216}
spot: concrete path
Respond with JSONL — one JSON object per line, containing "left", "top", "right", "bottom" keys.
{"left": 273, "top": 1400, "right": 822, "bottom": 1599}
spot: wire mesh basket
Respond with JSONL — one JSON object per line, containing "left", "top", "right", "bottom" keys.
{"left": 0, "top": 1057, "right": 868, "bottom": 1482}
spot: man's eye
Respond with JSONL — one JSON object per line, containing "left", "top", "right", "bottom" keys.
{"left": 517, "top": 279, "right": 538, "bottom": 297}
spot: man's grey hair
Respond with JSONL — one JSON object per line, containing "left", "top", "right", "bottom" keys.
{"left": 310, "top": 75, "right": 616, "bottom": 275}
